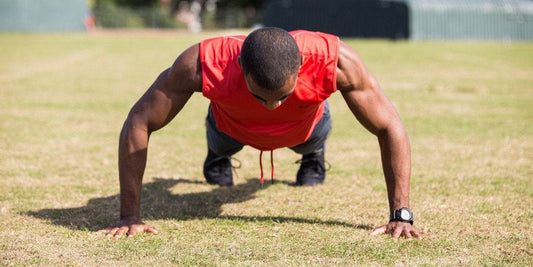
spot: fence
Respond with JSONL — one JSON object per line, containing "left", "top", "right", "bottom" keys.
{"left": 0, "top": 0, "right": 88, "bottom": 32}
{"left": 3, "top": 0, "right": 531, "bottom": 40}
{"left": 407, "top": 0, "right": 533, "bottom": 40}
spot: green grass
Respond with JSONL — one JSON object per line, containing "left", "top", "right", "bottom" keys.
{"left": 1, "top": 31, "right": 532, "bottom": 265}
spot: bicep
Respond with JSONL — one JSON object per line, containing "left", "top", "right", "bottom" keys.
{"left": 340, "top": 85, "right": 399, "bottom": 135}
{"left": 128, "top": 44, "right": 201, "bottom": 132}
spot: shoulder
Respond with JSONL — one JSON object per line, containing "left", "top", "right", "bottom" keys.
{"left": 168, "top": 43, "right": 202, "bottom": 93}
{"left": 290, "top": 30, "right": 338, "bottom": 42}
{"left": 290, "top": 30, "right": 339, "bottom": 56}
{"left": 199, "top": 35, "right": 246, "bottom": 64}
{"left": 336, "top": 40, "right": 372, "bottom": 92}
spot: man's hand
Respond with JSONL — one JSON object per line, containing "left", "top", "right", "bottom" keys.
{"left": 371, "top": 221, "right": 429, "bottom": 240}
{"left": 97, "top": 218, "right": 158, "bottom": 237}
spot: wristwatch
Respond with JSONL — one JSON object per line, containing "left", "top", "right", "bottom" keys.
{"left": 390, "top": 207, "right": 414, "bottom": 224}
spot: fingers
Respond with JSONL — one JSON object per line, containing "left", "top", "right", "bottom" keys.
{"left": 105, "top": 227, "right": 119, "bottom": 236}
{"left": 128, "top": 224, "right": 157, "bottom": 237}
{"left": 420, "top": 230, "right": 431, "bottom": 236}
{"left": 128, "top": 225, "right": 140, "bottom": 237}
{"left": 418, "top": 230, "right": 433, "bottom": 238}
{"left": 411, "top": 229, "right": 421, "bottom": 240}
{"left": 404, "top": 230, "right": 413, "bottom": 240}
{"left": 97, "top": 224, "right": 158, "bottom": 238}
{"left": 102, "top": 226, "right": 128, "bottom": 237}
{"left": 114, "top": 226, "right": 129, "bottom": 237}
{"left": 391, "top": 226, "right": 403, "bottom": 239}
{"left": 370, "top": 225, "right": 387, "bottom": 236}
{"left": 96, "top": 228, "right": 111, "bottom": 234}
{"left": 370, "top": 223, "right": 431, "bottom": 240}
{"left": 145, "top": 226, "right": 158, "bottom": 235}
{"left": 96, "top": 226, "right": 124, "bottom": 237}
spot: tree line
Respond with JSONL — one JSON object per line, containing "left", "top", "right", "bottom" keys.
{"left": 92, "top": 0, "right": 269, "bottom": 29}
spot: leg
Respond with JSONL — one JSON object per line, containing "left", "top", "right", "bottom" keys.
{"left": 290, "top": 101, "right": 332, "bottom": 186}
{"left": 204, "top": 105, "right": 244, "bottom": 186}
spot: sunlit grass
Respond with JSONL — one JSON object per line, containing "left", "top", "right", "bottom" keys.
{"left": 0, "top": 32, "right": 531, "bottom": 265}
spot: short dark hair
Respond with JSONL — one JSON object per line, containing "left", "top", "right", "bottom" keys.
{"left": 240, "top": 27, "right": 300, "bottom": 90}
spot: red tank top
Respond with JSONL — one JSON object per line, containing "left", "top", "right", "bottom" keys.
{"left": 200, "top": 30, "right": 339, "bottom": 150}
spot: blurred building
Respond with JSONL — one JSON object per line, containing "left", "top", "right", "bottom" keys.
{"left": 263, "top": 0, "right": 533, "bottom": 40}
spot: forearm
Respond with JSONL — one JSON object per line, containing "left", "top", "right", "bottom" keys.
{"left": 377, "top": 124, "right": 411, "bottom": 212}
{"left": 118, "top": 119, "right": 149, "bottom": 220}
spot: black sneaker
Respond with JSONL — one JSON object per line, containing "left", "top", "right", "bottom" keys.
{"left": 203, "top": 149, "right": 234, "bottom": 186}
{"left": 295, "top": 148, "right": 328, "bottom": 186}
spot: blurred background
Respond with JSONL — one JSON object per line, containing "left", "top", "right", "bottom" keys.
{"left": 0, "top": 0, "right": 532, "bottom": 40}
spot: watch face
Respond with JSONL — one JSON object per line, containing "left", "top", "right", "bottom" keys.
{"left": 400, "top": 209, "right": 412, "bottom": 220}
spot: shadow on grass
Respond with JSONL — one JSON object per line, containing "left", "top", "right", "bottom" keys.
{"left": 25, "top": 177, "right": 373, "bottom": 231}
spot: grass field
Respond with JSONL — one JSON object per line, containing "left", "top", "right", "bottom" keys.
{"left": 1, "top": 30, "right": 531, "bottom": 266}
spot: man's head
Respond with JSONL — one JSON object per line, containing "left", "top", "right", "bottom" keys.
{"left": 239, "top": 27, "right": 301, "bottom": 110}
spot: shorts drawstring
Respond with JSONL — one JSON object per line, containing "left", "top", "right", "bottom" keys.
{"left": 259, "top": 150, "right": 275, "bottom": 188}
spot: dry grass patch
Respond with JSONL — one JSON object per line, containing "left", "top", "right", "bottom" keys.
{"left": 1, "top": 33, "right": 531, "bottom": 266}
